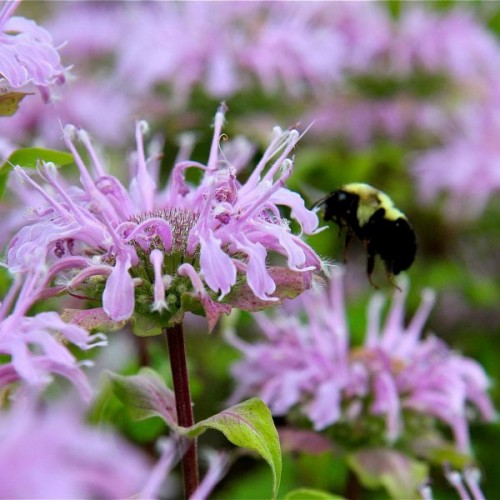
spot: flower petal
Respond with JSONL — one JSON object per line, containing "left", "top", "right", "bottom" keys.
{"left": 234, "top": 235, "right": 276, "bottom": 301}
{"left": 199, "top": 231, "right": 236, "bottom": 299}
{"left": 102, "top": 254, "right": 135, "bottom": 321}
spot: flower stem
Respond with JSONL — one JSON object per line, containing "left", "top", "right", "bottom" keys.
{"left": 164, "top": 323, "right": 199, "bottom": 498}
{"left": 345, "top": 469, "right": 361, "bottom": 500}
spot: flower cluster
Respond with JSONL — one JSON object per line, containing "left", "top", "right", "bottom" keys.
{"left": 17, "top": 2, "right": 497, "bottom": 134}
{"left": 0, "top": 0, "right": 65, "bottom": 105}
{"left": 0, "top": 1, "right": 496, "bottom": 217}
{"left": 0, "top": 3, "right": 383, "bottom": 139}
{"left": 412, "top": 92, "right": 500, "bottom": 220}
{"left": 0, "top": 254, "right": 228, "bottom": 499}
{"left": 7, "top": 106, "right": 322, "bottom": 331}
{"left": 227, "top": 272, "right": 495, "bottom": 453}
{"left": 98, "top": 2, "right": 347, "bottom": 101}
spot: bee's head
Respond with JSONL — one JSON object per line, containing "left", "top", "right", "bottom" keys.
{"left": 313, "top": 190, "right": 353, "bottom": 222}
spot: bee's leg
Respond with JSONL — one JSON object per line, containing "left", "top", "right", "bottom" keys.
{"left": 343, "top": 231, "right": 353, "bottom": 263}
{"left": 386, "top": 272, "right": 402, "bottom": 291}
{"left": 383, "top": 259, "right": 402, "bottom": 291}
{"left": 334, "top": 217, "right": 343, "bottom": 238}
{"left": 366, "top": 252, "right": 379, "bottom": 289}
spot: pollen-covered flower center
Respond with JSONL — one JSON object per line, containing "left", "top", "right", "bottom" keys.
{"left": 129, "top": 208, "right": 199, "bottom": 254}
{"left": 63, "top": 208, "right": 204, "bottom": 319}
{"left": 125, "top": 208, "right": 201, "bottom": 317}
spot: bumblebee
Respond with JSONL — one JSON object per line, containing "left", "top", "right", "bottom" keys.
{"left": 314, "top": 183, "right": 416, "bottom": 287}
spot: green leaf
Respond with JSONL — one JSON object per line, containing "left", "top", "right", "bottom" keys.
{"left": 347, "top": 448, "right": 428, "bottom": 499}
{"left": 183, "top": 398, "right": 282, "bottom": 498}
{"left": 107, "top": 368, "right": 177, "bottom": 424}
{"left": 89, "top": 375, "right": 166, "bottom": 443}
{"left": 108, "top": 369, "right": 282, "bottom": 498}
{"left": 0, "top": 147, "right": 74, "bottom": 198}
{"left": 285, "top": 488, "right": 345, "bottom": 500}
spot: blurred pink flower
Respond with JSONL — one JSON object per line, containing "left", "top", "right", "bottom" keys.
{"left": 0, "top": 0, "right": 65, "bottom": 102}
{"left": 5, "top": 0, "right": 498, "bottom": 160}
{"left": 116, "top": 2, "right": 348, "bottom": 103}
{"left": 0, "top": 270, "right": 106, "bottom": 401}
{"left": 39, "top": 1, "right": 391, "bottom": 107}
{"left": 0, "top": 399, "right": 151, "bottom": 499}
{"left": 0, "top": 2, "right": 132, "bottom": 148}
{"left": 0, "top": 396, "right": 229, "bottom": 499}
{"left": 393, "top": 8, "right": 500, "bottom": 85}
{"left": 228, "top": 273, "right": 495, "bottom": 452}
{"left": 308, "top": 6, "right": 500, "bottom": 147}
{"left": 7, "top": 106, "right": 322, "bottom": 331}
{"left": 47, "top": 1, "right": 123, "bottom": 63}
{"left": 308, "top": 98, "right": 450, "bottom": 147}
{"left": 412, "top": 94, "right": 500, "bottom": 219}
{"left": 0, "top": 77, "right": 134, "bottom": 149}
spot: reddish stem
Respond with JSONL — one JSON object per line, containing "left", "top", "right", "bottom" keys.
{"left": 164, "top": 323, "right": 199, "bottom": 498}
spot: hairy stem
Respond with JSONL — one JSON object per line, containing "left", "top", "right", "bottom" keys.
{"left": 164, "top": 323, "right": 199, "bottom": 498}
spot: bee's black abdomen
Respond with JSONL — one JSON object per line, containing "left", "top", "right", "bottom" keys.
{"left": 365, "top": 211, "right": 416, "bottom": 275}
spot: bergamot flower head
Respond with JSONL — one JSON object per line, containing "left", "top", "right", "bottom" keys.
{"left": 7, "top": 105, "right": 322, "bottom": 333}
{"left": 0, "top": 398, "right": 150, "bottom": 498}
{"left": 227, "top": 271, "right": 495, "bottom": 453}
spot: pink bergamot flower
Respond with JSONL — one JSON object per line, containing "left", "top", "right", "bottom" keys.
{"left": 227, "top": 271, "right": 495, "bottom": 454}
{"left": 7, "top": 105, "right": 323, "bottom": 333}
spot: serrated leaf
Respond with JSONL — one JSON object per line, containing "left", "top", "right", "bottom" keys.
{"left": 0, "top": 147, "right": 74, "bottom": 198}
{"left": 108, "top": 369, "right": 282, "bottom": 498}
{"left": 347, "top": 448, "right": 428, "bottom": 499}
{"left": 285, "top": 488, "right": 345, "bottom": 500}
{"left": 3, "top": 147, "right": 74, "bottom": 169}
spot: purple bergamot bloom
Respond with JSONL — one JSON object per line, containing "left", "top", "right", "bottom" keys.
{"left": 227, "top": 271, "right": 495, "bottom": 454}
{"left": 0, "top": 0, "right": 65, "bottom": 106}
{"left": 0, "top": 267, "right": 107, "bottom": 401}
{"left": 0, "top": 395, "right": 230, "bottom": 499}
{"left": 412, "top": 93, "right": 500, "bottom": 220}
{"left": 7, "top": 105, "right": 322, "bottom": 332}
{"left": 0, "top": 398, "right": 151, "bottom": 499}
{"left": 307, "top": 5, "right": 500, "bottom": 148}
